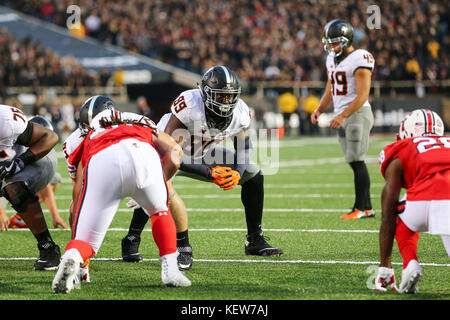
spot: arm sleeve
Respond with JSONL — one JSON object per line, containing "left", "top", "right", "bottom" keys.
{"left": 179, "top": 155, "right": 211, "bottom": 180}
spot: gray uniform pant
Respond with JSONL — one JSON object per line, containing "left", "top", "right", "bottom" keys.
{"left": 337, "top": 106, "right": 374, "bottom": 163}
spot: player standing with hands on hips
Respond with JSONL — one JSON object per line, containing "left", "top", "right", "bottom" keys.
{"left": 311, "top": 19, "right": 376, "bottom": 220}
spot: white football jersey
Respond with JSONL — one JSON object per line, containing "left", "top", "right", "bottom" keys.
{"left": 63, "top": 111, "right": 153, "bottom": 180}
{"left": 326, "top": 49, "right": 375, "bottom": 114}
{"left": 0, "top": 104, "right": 29, "bottom": 161}
{"left": 157, "top": 89, "right": 251, "bottom": 159}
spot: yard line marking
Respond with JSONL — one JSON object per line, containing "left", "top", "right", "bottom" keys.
{"left": 51, "top": 193, "right": 380, "bottom": 200}
{"left": 8, "top": 227, "right": 379, "bottom": 233}
{"left": 58, "top": 182, "right": 385, "bottom": 189}
{"left": 276, "top": 156, "right": 379, "bottom": 168}
{"left": 1, "top": 257, "right": 449, "bottom": 267}
{"left": 3, "top": 208, "right": 353, "bottom": 214}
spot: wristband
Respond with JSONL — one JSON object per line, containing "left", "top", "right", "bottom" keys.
{"left": 17, "top": 149, "right": 36, "bottom": 166}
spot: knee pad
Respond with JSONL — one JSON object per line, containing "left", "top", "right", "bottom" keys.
{"left": 2, "top": 182, "right": 39, "bottom": 213}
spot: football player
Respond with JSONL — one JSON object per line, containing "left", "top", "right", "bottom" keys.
{"left": 124, "top": 65, "right": 283, "bottom": 271}
{"left": 7, "top": 116, "right": 69, "bottom": 230}
{"left": 63, "top": 96, "right": 147, "bottom": 263}
{"left": 0, "top": 104, "right": 61, "bottom": 270}
{"left": 311, "top": 19, "right": 375, "bottom": 219}
{"left": 375, "top": 109, "right": 449, "bottom": 294}
{"left": 54, "top": 101, "right": 190, "bottom": 293}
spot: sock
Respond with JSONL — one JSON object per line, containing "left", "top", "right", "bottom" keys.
{"left": 65, "top": 239, "right": 95, "bottom": 262}
{"left": 241, "top": 171, "right": 264, "bottom": 235}
{"left": 34, "top": 230, "right": 53, "bottom": 244}
{"left": 349, "top": 161, "right": 372, "bottom": 210}
{"left": 150, "top": 211, "right": 177, "bottom": 257}
{"left": 127, "top": 208, "right": 149, "bottom": 238}
{"left": 177, "top": 230, "right": 190, "bottom": 247}
{"left": 395, "top": 218, "right": 419, "bottom": 268}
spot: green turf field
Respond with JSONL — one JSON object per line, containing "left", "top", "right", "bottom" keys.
{"left": 1, "top": 135, "right": 449, "bottom": 302}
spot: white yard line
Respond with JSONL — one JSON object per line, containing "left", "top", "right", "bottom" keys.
{"left": 3, "top": 208, "right": 354, "bottom": 214}
{"left": 1, "top": 256, "right": 448, "bottom": 267}
{"left": 51, "top": 193, "right": 379, "bottom": 200}
{"left": 8, "top": 227, "right": 378, "bottom": 233}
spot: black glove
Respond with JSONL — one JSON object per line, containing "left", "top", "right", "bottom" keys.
{"left": 0, "top": 158, "right": 25, "bottom": 180}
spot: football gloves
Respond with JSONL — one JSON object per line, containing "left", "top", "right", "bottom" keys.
{"left": 373, "top": 267, "right": 398, "bottom": 292}
{"left": 0, "top": 158, "right": 25, "bottom": 180}
{"left": 209, "top": 166, "right": 241, "bottom": 190}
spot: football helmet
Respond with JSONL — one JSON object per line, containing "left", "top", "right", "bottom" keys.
{"left": 79, "top": 95, "right": 117, "bottom": 132}
{"left": 29, "top": 115, "right": 54, "bottom": 131}
{"left": 322, "top": 19, "right": 354, "bottom": 57}
{"left": 398, "top": 109, "right": 444, "bottom": 140}
{"left": 199, "top": 66, "right": 241, "bottom": 130}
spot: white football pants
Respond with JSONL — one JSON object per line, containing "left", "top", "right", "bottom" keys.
{"left": 72, "top": 139, "right": 169, "bottom": 254}
{"left": 400, "top": 195, "right": 450, "bottom": 257}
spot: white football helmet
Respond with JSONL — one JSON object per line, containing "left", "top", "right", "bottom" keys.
{"left": 398, "top": 109, "right": 444, "bottom": 140}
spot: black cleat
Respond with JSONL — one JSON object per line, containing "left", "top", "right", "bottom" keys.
{"left": 33, "top": 241, "right": 61, "bottom": 271}
{"left": 177, "top": 245, "right": 193, "bottom": 271}
{"left": 121, "top": 235, "right": 143, "bottom": 262}
{"left": 245, "top": 231, "right": 283, "bottom": 256}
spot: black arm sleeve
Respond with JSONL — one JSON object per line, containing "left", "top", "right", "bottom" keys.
{"left": 16, "top": 122, "right": 34, "bottom": 147}
{"left": 179, "top": 161, "right": 212, "bottom": 180}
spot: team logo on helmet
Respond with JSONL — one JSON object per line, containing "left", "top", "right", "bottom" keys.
{"left": 398, "top": 109, "right": 444, "bottom": 140}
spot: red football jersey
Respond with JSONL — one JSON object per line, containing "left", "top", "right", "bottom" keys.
{"left": 380, "top": 136, "right": 450, "bottom": 200}
{"left": 72, "top": 124, "right": 157, "bottom": 168}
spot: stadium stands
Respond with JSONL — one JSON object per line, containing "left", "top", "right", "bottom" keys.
{"left": 3, "top": 0, "right": 448, "bottom": 85}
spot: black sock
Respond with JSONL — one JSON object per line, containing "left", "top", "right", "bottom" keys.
{"left": 34, "top": 230, "right": 53, "bottom": 244}
{"left": 241, "top": 171, "right": 264, "bottom": 235}
{"left": 349, "top": 161, "right": 372, "bottom": 210}
{"left": 127, "top": 208, "right": 149, "bottom": 238}
{"left": 177, "top": 230, "right": 190, "bottom": 247}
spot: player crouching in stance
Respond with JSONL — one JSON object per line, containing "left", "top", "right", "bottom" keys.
{"left": 374, "top": 109, "right": 450, "bottom": 293}
{"left": 52, "top": 106, "right": 191, "bottom": 293}
{"left": 121, "top": 66, "right": 283, "bottom": 271}
{"left": 0, "top": 105, "right": 61, "bottom": 270}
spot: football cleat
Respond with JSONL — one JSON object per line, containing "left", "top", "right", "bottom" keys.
{"left": 340, "top": 208, "right": 375, "bottom": 220}
{"left": 245, "top": 231, "right": 283, "bottom": 256}
{"left": 399, "top": 259, "right": 422, "bottom": 294}
{"left": 160, "top": 252, "right": 191, "bottom": 287}
{"left": 177, "top": 245, "right": 193, "bottom": 271}
{"left": 121, "top": 235, "right": 143, "bottom": 262}
{"left": 8, "top": 214, "right": 27, "bottom": 228}
{"left": 52, "top": 249, "right": 83, "bottom": 294}
{"left": 33, "top": 241, "right": 61, "bottom": 271}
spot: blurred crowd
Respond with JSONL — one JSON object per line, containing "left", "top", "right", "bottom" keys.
{"left": 0, "top": 28, "right": 102, "bottom": 98}
{"left": 2, "top": 0, "right": 448, "bottom": 85}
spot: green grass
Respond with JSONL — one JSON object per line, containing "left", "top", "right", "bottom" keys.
{"left": 1, "top": 135, "right": 449, "bottom": 302}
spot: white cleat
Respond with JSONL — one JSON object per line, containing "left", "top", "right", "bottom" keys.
{"left": 52, "top": 249, "right": 83, "bottom": 294}
{"left": 160, "top": 252, "right": 191, "bottom": 287}
{"left": 399, "top": 259, "right": 422, "bottom": 294}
